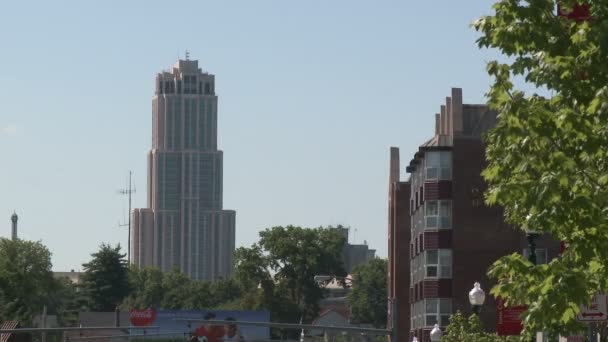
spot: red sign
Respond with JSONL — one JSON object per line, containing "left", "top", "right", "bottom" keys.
{"left": 129, "top": 308, "right": 157, "bottom": 326}
{"left": 576, "top": 295, "right": 607, "bottom": 322}
{"left": 558, "top": 3, "right": 591, "bottom": 22}
{"left": 496, "top": 298, "right": 525, "bottom": 336}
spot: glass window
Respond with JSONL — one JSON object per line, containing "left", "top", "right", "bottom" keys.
{"left": 425, "top": 249, "right": 452, "bottom": 278}
{"left": 426, "top": 250, "right": 438, "bottom": 264}
{"left": 523, "top": 248, "right": 548, "bottom": 264}
{"left": 426, "top": 201, "right": 438, "bottom": 215}
{"left": 425, "top": 200, "right": 451, "bottom": 229}
{"left": 439, "top": 250, "right": 452, "bottom": 277}
{"left": 424, "top": 299, "right": 452, "bottom": 327}
{"left": 439, "top": 201, "right": 452, "bottom": 228}
{"left": 425, "top": 151, "right": 452, "bottom": 180}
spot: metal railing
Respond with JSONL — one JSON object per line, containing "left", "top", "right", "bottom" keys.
{"left": 0, "top": 326, "right": 161, "bottom": 342}
{"left": 174, "top": 319, "right": 391, "bottom": 336}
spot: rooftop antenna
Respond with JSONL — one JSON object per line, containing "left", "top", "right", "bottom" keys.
{"left": 185, "top": 50, "right": 190, "bottom": 60}
{"left": 118, "top": 171, "right": 136, "bottom": 263}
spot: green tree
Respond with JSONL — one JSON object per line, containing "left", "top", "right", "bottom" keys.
{"left": 347, "top": 258, "right": 387, "bottom": 328}
{"left": 210, "top": 277, "right": 242, "bottom": 306}
{"left": 185, "top": 280, "right": 214, "bottom": 310}
{"left": 473, "top": 0, "right": 608, "bottom": 338}
{"left": 441, "top": 311, "right": 517, "bottom": 342}
{"left": 0, "top": 238, "right": 56, "bottom": 324}
{"left": 122, "top": 266, "right": 164, "bottom": 310}
{"left": 257, "top": 226, "right": 346, "bottom": 322}
{"left": 81, "top": 243, "right": 130, "bottom": 312}
{"left": 160, "top": 268, "right": 192, "bottom": 310}
{"left": 50, "top": 277, "right": 86, "bottom": 326}
{"left": 233, "top": 226, "right": 346, "bottom": 338}
{"left": 234, "top": 245, "right": 271, "bottom": 292}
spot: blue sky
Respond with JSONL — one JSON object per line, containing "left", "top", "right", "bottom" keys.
{"left": 0, "top": 1, "right": 500, "bottom": 271}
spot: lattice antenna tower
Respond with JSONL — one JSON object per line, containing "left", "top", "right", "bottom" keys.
{"left": 118, "top": 171, "right": 136, "bottom": 263}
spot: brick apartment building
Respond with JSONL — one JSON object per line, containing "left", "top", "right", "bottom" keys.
{"left": 387, "top": 88, "right": 560, "bottom": 342}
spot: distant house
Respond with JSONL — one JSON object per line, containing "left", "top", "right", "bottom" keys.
{"left": 310, "top": 310, "right": 351, "bottom": 336}
{"left": 53, "top": 270, "right": 82, "bottom": 284}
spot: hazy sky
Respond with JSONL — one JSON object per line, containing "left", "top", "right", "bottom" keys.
{"left": 0, "top": 1, "right": 501, "bottom": 271}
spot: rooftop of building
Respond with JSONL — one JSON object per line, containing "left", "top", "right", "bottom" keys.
{"left": 405, "top": 87, "right": 497, "bottom": 173}
{"left": 158, "top": 58, "right": 211, "bottom": 76}
{"left": 53, "top": 270, "right": 83, "bottom": 284}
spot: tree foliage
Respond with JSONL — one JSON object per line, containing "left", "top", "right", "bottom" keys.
{"left": 122, "top": 266, "right": 164, "bottom": 310}
{"left": 442, "top": 311, "right": 518, "bottom": 342}
{"left": 81, "top": 243, "right": 130, "bottom": 312}
{"left": 258, "top": 226, "right": 346, "bottom": 321}
{"left": 0, "top": 238, "right": 56, "bottom": 324}
{"left": 159, "top": 268, "right": 191, "bottom": 310}
{"left": 347, "top": 258, "right": 387, "bottom": 328}
{"left": 233, "top": 225, "right": 346, "bottom": 338}
{"left": 50, "top": 276, "right": 87, "bottom": 326}
{"left": 122, "top": 266, "right": 242, "bottom": 311}
{"left": 473, "top": 0, "right": 608, "bottom": 338}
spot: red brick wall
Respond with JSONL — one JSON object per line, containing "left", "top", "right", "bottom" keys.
{"left": 388, "top": 181, "right": 411, "bottom": 341}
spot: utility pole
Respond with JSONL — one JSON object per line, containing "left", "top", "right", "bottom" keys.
{"left": 118, "top": 171, "right": 135, "bottom": 263}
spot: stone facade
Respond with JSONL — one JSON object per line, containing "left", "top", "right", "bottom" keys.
{"left": 132, "top": 59, "right": 236, "bottom": 281}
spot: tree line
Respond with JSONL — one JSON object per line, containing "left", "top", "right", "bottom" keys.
{"left": 0, "top": 225, "right": 388, "bottom": 333}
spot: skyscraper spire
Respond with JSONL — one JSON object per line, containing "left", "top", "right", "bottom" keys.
{"left": 11, "top": 211, "right": 18, "bottom": 240}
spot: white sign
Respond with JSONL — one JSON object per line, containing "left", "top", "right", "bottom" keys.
{"left": 577, "top": 295, "right": 607, "bottom": 322}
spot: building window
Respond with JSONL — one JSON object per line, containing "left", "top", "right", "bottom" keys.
{"left": 183, "top": 75, "right": 197, "bottom": 94}
{"left": 425, "top": 249, "right": 452, "bottom": 278}
{"left": 164, "top": 80, "right": 175, "bottom": 93}
{"left": 425, "top": 298, "right": 452, "bottom": 326}
{"left": 523, "top": 248, "right": 548, "bottom": 264}
{"left": 425, "top": 151, "right": 452, "bottom": 180}
{"left": 425, "top": 200, "right": 451, "bottom": 229}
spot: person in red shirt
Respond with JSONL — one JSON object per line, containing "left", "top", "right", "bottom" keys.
{"left": 190, "top": 313, "right": 225, "bottom": 342}
{"left": 223, "top": 317, "right": 245, "bottom": 342}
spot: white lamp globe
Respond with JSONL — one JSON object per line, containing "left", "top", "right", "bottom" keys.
{"left": 469, "top": 282, "right": 486, "bottom": 306}
{"left": 430, "top": 323, "right": 443, "bottom": 342}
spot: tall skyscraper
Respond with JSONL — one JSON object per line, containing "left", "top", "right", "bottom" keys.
{"left": 132, "top": 58, "right": 236, "bottom": 280}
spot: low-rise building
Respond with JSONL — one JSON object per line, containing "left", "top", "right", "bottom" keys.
{"left": 388, "top": 88, "right": 559, "bottom": 341}
{"left": 330, "top": 225, "right": 376, "bottom": 273}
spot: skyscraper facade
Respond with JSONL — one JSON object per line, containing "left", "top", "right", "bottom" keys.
{"left": 132, "top": 59, "right": 236, "bottom": 281}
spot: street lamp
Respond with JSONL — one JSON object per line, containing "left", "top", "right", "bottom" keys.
{"left": 430, "top": 323, "right": 442, "bottom": 342}
{"left": 468, "top": 282, "right": 486, "bottom": 315}
{"left": 526, "top": 231, "right": 540, "bottom": 265}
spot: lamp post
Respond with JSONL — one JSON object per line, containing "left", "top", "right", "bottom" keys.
{"left": 526, "top": 231, "right": 539, "bottom": 265}
{"left": 430, "top": 323, "right": 442, "bottom": 342}
{"left": 469, "top": 282, "right": 486, "bottom": 315}
{"left": 526, "top": 231, "right": 539, "bottom": 342}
